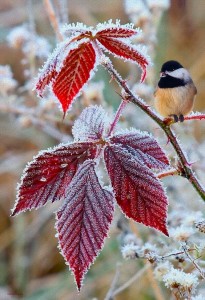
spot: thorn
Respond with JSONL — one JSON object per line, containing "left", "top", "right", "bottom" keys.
{"left": 109, "top": 75, "right": 114, "bottom": 83}
{"left": 166, "top": 137, "right": 170, "bottom": 145}
{"left": 185, "top": 160, "right": 198, "bottom": 167}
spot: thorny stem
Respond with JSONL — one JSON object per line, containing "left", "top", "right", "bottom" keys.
{"left": 102, "top": 59, "right": 205, "bottom": 201}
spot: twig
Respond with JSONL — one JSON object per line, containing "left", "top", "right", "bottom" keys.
{"left": 43, "top": 0, "right": 63, "bottom": 41}
{"left": 146, "top": 265, "right": 165, "bottom": 300}
{"left": 111, "top": 264, "right": 149, "bottom": 297}
{"left": 104, "top": 263, "right": 121, "bottom": 300}
{"left": 182, "top": 245, "right": 205, "bottom": 280}
{"left": 184, "top": 114, "right": 205, "bottom": 121}
{"left": 102, "top": 59, "right": 205, "bottom": 201}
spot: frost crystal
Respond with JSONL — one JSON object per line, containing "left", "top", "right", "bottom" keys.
{"left": 195, "top": 220, "right": 205, "bottom": 233}
{"left": 192, "top": 295, "right": 205, "bottom": 300}
{"left": 7, "top": 25, "right": 50, "bottom": 58}
{"left": 56, "top": 160, "right": 114, "bottom": 290}
{"left": 7, "top": 25, "right": 30, "bottom": 48}
{"left": 0, "top": 65, "right": 17, "bottom": 95}
{"left": 163, "top": 268, "right": 198, "bottom": 291}
{"left": 121, "top": 243, "right": 140, "bottom": 259}
{"left": 169, "top": 225, "right": 194, "bottom": 242}
{"left": 154, "top": 261, "right": 172, "bottom": 281}
{"left": 72, "top": 105, "right": 110, "bottom": 141}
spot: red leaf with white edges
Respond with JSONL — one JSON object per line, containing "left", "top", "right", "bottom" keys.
{"left": 96, "top": 27, "right": 138, "bottom": 39}
{"left": 56, "top": 160, "right": 114, "bottom": 290}
{"left": 72, "top": 105, "right": 110, "bottom": 141}
{"left": 35, "top": 42, "right": 70, "bottom": 97}
{"left": 35, "top": 56, "right": 58, "bottom": 97}
{"left": 12, "top": 142, "right": 97, "bottom": 216}
{"left": 110, "top": 129, "right": 169, "bottom": 170}
{"left": 96, "top": 37, "right": 148, "bottom": 82}
{"left": 52, "top": 41, "right": 96, "bottom": 114}
{"left": 104, "top": 144, "right": 169, "bottom": 235}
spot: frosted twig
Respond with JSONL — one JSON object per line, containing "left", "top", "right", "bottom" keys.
{"left": 111, "top": 264, "right": 149, "bottom": 297}
{"left": 182, "top": 244, "right": 205, "bottom": 280}
{"left": 185, "top": 114, "right": 205, "bottom": 121}
{"left": 104, "top": 263, "right": 121, "bottom": 300}
{"left": 102, "top": 58, "right": 205, "bottom": 201}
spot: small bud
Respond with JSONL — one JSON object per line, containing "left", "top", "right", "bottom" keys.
{"left": 195, "top": 220, "right": 205, "bottom": 233}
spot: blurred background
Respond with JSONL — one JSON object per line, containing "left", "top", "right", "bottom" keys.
{"left": 0, "top": 1, "right": 205, "bottom": 299}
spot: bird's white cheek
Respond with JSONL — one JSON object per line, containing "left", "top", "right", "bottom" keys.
{"left": 166, "top": 68, "right": 191, "bottom": 82}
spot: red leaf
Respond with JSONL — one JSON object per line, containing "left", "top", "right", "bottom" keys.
{"left": 104, "top": 144, "right": 169, "bottom": 235}
{"left": 56, "top": 160, "right": 114, "bottom": 290}
{"left": 52, "top": 41, "right": 96, "bottom": 115}
{"left": 35, "top": 57, "right": 58, "bottom": 97}
{"left": 35, "top": 42, "right": 69, "bottom": 97}
{"left": 109, "top": 129, "right": 169, "bottom": 169}
{"left": 72, "top": 105, "right": 110, "bottom": 141}
{"left": 96, "top": 27, "right": 137, "bottom": 39}
{"left": 12, "top": 142, "right": 97, "bottom": 216}
{"left": 96, "top": 37, "right": 148, "bottom": 82}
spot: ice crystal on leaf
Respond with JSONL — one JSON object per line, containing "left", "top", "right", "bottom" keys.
{"left": 72, "top": 105, "right": 110, "bottom": 141}
{"left": 104, "top": 143, "right": 169, "bottom": 235}
{"left": 109, "top": 128, "right": 169, "bottom": 170}
{"left": 12, "top": 142, "right": 97, "bottom": 216}
{"left": 56, "top": 160, "right": 114, "bottom": 290}
{"left": 12, "top": 101, "right": 170, "bottom": 289}
{"left": 35, "top": 20, "right": 149, "bottom": 115}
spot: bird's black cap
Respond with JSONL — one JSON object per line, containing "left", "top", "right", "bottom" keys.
{"left": 161, "top": 60, "right": 183, "bottom": 72}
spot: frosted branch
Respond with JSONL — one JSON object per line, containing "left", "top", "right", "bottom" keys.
{"left": 102, "top": 58, "right": 205, "bottom": 201}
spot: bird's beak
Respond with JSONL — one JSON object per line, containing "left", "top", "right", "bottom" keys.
{"left": 160, "top": 72, "right": 166, "bottom": 78}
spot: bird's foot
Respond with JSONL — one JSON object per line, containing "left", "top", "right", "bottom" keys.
{"left": 179, "top": 114, "right": 184, "bottom": 122}
{"left": 169, "top": 114, "right": 179, "bottom": 123}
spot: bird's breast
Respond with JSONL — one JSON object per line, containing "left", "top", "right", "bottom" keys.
{"left": 154, "top": 84, "right": 196, "bottom": 117}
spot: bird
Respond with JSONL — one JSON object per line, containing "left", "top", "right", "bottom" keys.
{"left": 154, "top": 60, "right": 197, "bottom": 122}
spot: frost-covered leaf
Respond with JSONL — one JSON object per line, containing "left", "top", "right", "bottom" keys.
{"left": 35, "top": 54, "right": 58, "bottom": 97}
{"left": 56, "top": 160, "right": 114, "bottom": 290}
{"left": 12, "top": 142, "right": 97, "bottom": 216}
{"left": 35, "top": 41, "right": 71, "bottom": 97}
{"left": 104, "top": 144, "right": 169, "bottom": 235}
{"left": 61, "top": 23, "right": 93, "bottom": 37}
{"left": 109, "top": 129, "right": 169, "bottom": 170}
{"left": 72, "top": 105, "right": 110, "bottom": 141}
{"left": 96, "top": 27, "right": 138, "bottom": 39}
{"left": 52, "top": 41, "right": 96, "bottom": 114}
{"left": 96, "top": 37, "right": 148, "bottom": 82}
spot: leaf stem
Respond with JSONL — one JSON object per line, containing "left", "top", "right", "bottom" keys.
{"left": 102, "top": 58, "right": 205, "bottom": 201}
{"left": 107, "top": 99, "right": 127, "bottom": 136}
{"left": 157, "top": 168, "right": 179, "bottom": 179}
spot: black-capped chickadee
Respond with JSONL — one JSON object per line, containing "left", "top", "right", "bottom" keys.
{"left": 154, "top": 60, "right": 197, "bottom": 122}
